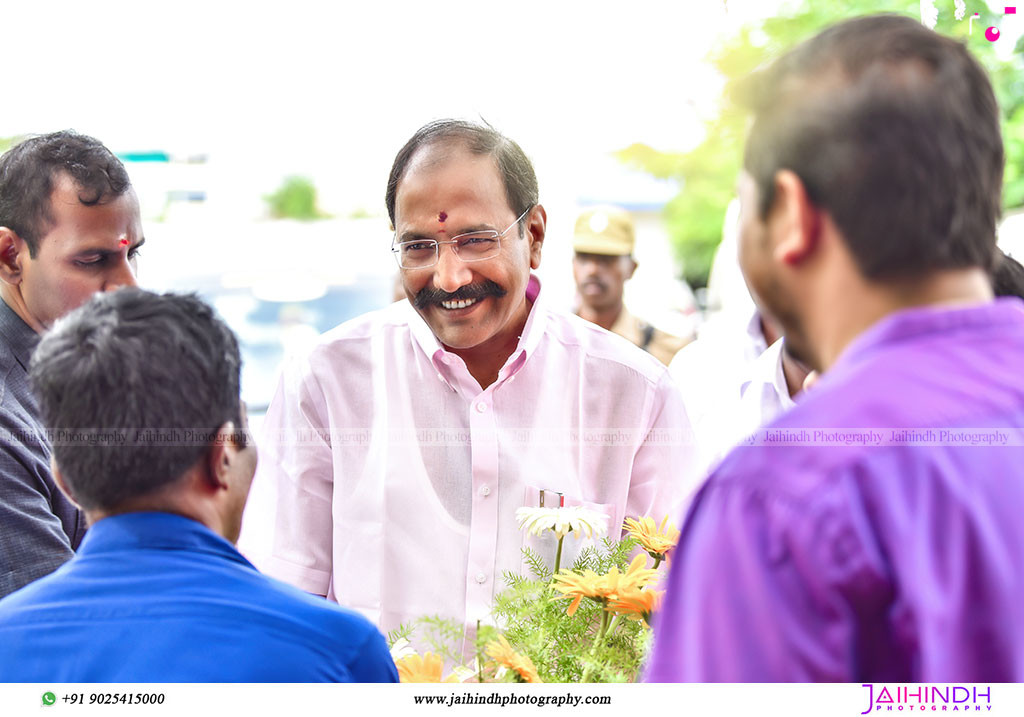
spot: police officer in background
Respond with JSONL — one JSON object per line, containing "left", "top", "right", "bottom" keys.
{"left": 572, "top": 206, "right": 689, "bottom": 365}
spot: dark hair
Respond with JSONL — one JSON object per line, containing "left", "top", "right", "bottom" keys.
{"left": 993, "top": 251, "right": 1024, "bottom": 299}
{"left": 385, "top": 119, "right": 538, "bottom": 236}
{"left": 742, "top": 14, "right": 1003, "bottom": 280}
{"left": 0, "top": 130, "right": 132, "bottom": 257}
{"left": 29, "top": 289, "right": 243, "bottom": 511}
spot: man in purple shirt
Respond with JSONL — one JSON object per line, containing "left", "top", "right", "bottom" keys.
{"left": 647, "top": 15, "right": 1024, "bottom": 682}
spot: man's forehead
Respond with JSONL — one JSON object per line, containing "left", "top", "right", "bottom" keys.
{"left": 395, "top": 144, "right": 506, "bottom": 221}
{"left": 41, "top": 180, "right": 142, "bottom": 245}
{"left": 402, "top": 140, "right": 496, "bottom": 182}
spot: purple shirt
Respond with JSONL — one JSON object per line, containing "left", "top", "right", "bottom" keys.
{"left": 647, "top": 299, "right": 1024, "bottom": 682}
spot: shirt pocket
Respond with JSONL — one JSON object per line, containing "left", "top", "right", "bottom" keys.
{"left": 518, "top": 483, "right": 619, "bottom": 578}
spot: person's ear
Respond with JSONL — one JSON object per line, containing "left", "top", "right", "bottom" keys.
{"left": 769, "top": 170, "right": 823, "bottom": 267}
{"left": 526, "top": 205, "right": 547, "bottom": 270}
{"left": 0, "top": 227, "right": 27, "bottom": 286}
{"left": 50, "top": 458, "right": 81, "bottom": 508}
{"left": 204, "top": 422, "right": 239, "bottom": 492}
{"left": 626, "top": 257, "right": 638, "bottom": 280}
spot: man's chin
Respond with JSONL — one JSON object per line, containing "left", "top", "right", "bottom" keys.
{"left": 435, "top": 330, "right": 493, "bottom": 352}
{"left": 428, "top": 318, "right": 498, "bottom": 352}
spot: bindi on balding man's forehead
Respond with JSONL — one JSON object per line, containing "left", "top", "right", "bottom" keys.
{"left": 438, "top": 211, "right": 447, "bottom": 222}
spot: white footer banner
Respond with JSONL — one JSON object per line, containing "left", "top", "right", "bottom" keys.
{"left": 0, "top": 683, "right": 1017, "bottom": 716}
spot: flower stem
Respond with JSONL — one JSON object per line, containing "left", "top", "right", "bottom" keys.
{"left": 652, "top": 555, "right": 664, "bottom": 570}
{"left": 554, "top": 535, "right": 565, "bottom": 575}
{"left": 581, "top": 602, "right": 611, "bottom": 683}
{"left": 476, "top": 619, "right": 484, "bottom": 683}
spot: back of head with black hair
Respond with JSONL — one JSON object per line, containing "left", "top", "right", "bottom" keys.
{"left": 993, "top": 251, "right": 1024, "bottom": 300}
{"left": 0, "top": 130, "right": 131, "bottom": 257}
{"left": 29, "top": 289, "right": 243, "bottom": 511}
{"left": 742, "top": 14, "right": 1004, "bottom": 281}
{"left": 385, "top": 119, "right": 538, "bottom": 236}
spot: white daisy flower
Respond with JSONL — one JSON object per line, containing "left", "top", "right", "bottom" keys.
{"left": 389, "top": 638, "right": 417, "bottom": 661}
{"left": 515, "top": 506, "right": 609, "bottom": 541}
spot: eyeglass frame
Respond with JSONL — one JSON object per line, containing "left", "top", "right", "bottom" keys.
{"left": 390, "top": 207, "right": 533, "bottom": 269}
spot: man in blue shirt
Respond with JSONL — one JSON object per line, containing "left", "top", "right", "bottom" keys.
{"left": 0, "top": 289, "right": 398, "bottom": 682}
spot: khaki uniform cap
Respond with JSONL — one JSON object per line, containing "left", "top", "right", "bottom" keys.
{"left": 572, "top": 206, "right": 635, "bottom": 256}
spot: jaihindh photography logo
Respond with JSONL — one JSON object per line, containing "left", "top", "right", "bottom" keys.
{"left": 860, "top": 685, "right": 993, "bottom": 713}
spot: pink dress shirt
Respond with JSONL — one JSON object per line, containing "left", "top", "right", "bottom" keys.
{"left": 246, "top": 276, "right": 697, "bottom": 640}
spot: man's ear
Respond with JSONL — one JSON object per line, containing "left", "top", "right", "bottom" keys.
{"left": 204, "top": 422, "right": 239, "bottom": 492}
{"left": 0, "top": 227, "right": 26, "bottom": 286}
{"left": 769, "top": 170, "right": 823, "bottom": 267}
{"left": 50, "top": 458, "right": 81, "bottom": 508}
{"left": 626, "top": 257, "right": 638, "bottom": 280}
{"left": 527, "top": 205, "right": 547, "bottom": 270}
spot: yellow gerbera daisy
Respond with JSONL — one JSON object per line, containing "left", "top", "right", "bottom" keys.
{"left": 395, "top": 653, "right": 462, "bottom": 683}
{"left": 484, "top": 635, "right": 543, "bottom": 683}
{"left": 623, "top": 515, "right": 680, "bottom": 559}
{"left": 551, "top": 554, "right": 659, "bottom": 616}
{"left": 607, "top": 587, "right": 664, "bottom": 627}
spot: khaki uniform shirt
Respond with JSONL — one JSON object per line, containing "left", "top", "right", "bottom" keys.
{"left": 609, "top": 308, "right": 690, "bottom": 366}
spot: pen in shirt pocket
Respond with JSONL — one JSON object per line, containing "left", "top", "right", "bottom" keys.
{"left": 538, "top": 489, "right": 564, "bottom": 508}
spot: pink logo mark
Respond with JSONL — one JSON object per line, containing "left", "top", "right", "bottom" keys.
{"left": 987, "top": 6, "right": 1016, "bottom": 41}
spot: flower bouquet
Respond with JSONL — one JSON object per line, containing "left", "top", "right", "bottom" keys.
{"left": 389, "top": 509, "right": 680, "bottom": 683}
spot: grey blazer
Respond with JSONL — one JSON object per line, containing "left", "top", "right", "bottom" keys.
{"left": 0, "top": 299, "right": 85, "bottom": 598}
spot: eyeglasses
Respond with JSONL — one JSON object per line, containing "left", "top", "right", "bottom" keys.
{"left": 391, "top": 208, "right": 532, "bottom": 269}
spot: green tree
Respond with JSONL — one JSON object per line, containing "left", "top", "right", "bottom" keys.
{"left": 619, "top": 2, "right": 1024, "bottom": 288}
{"left": 264, "top": 175, "right": 329, "bottom": 220}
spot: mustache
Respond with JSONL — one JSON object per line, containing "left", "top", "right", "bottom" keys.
{"left": 581, "top": 278, "right": 608, "bottom": 292}
{"left": 413, "top": 280, "right": 507, "bottom": 310}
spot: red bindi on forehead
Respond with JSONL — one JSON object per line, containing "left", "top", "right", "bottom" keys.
{"left": 438, "top": 211, "right": 447, "bottom": 222}
{"left": 119, "top": 238, "right": 129, "bottom": 247}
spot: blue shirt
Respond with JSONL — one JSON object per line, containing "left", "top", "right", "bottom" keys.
{"left": 648, "top": 299, "right": 1024, "bottom": 682}
{"left": 0, "top": 512, "right": 398, "bottom": 682}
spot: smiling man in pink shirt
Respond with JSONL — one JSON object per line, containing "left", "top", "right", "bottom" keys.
{"left": 248, "top": 120, "right": 697, "bottom": 641}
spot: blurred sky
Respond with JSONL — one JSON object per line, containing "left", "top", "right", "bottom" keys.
{"left": 4, "top": 0, "right": 1019, "bottom": 218}
{"left": 2, "top": 0, "right": 789, "bottom": 218}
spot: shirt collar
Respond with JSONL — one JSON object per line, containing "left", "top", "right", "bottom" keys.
{"left": 76, "top": 512, "right": 253, "bottom": 568}
{"left": 832, "top": 298, "right": 1024, "bottom": 377}
{"left": 409, "top": 274, "right": 548, "bottom": 383}
{"left": 0, "top": 298, "right": 39, "bottom": 373}
{"left": 744, "top": 308, "right": 768, "bottom": 356}
{"left": 740, "top": 337, "right": 796, "bottom": 410}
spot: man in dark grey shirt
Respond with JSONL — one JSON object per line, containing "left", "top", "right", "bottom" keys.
{"left": 0, "top": 131, "right": 143, "bottom": 596}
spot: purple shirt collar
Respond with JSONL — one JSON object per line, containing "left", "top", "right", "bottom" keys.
{"left": 831, "top": 298, "right": 1024, "bottom": 378}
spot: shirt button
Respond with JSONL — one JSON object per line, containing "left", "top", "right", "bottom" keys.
{"left": 475, "top": 402, "right": 488, "bottom": 413}
{"left": 479, "top": 485, "right": 491, "bottom": 497}
{"left": 475, "top": 572, "right": 487, "bottom": 584}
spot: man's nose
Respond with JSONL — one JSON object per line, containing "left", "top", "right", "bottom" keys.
{"left": 103, "top": 256, "right": 139, "bottom": 291}
{"left": 433, "top": 243, "right": 473, "bottom": 294}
